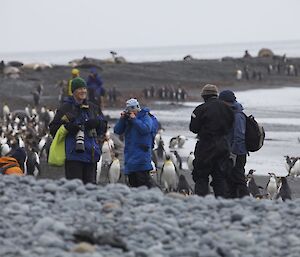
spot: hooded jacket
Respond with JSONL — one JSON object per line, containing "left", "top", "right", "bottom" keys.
{"left": 227, "top": 101, "right": 247, "bottom": 155}
{"left": 114, "top": 107, "right": 153, "bottom": 175}
{"left": 49, "top": 96, "right": 106, "bottom": 163}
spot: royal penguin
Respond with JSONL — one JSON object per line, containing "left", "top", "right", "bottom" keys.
{"left": 155, "top": 138, "right": 165, "bottom": 160}
{"left": 266, "top": 173, "right": 278, "bottom": 200}
{"left": 160, "top": 155, "right": 178, "bottom": 192}
{"left": 275, "top": 176, "right": 292, "bottom": 201}
{"left": 289, "top": 158, "right": 300, "bottom": 177}
{"left": 177, "top": 135, "right": 187, "bottom": 148}
{"left": 170, "top": 150, "right": 182, "bottom": 171}
{"left": 101, "top": 139, "right": 114, "bottom": 167}
{"left": 176, "top": 174, "right": 193, "bottom": 196}
{"left": 246, "top": 169, "right": 261, "bottom": 198}
{"left": 108, "top": 153, "right": 121, "bottom": 183}
{"left": 284, "top": 155, "right": 293, "bottom": 174}
{"left": 187, "top": 152, "right": 195, "bottom": 171}
{"left": 169, "top": 136, "right": 178, "bottom": 149}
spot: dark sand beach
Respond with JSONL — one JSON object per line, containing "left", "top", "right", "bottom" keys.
{"left": 1, "top": 57, "right": 300, "bottom": 110}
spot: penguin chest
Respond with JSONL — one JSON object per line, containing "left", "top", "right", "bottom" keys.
{"left": 109, "top": 160, "right": 120, "bottom": 183}
{"left": 161, "top": 162, "right": 177, "bottom": 188}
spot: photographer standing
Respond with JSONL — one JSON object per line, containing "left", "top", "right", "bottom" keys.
{"left": 114, "top": 98, "right": 154, "bottom": 188}
{"left": 189, "top": 84, "right": 234, "bottom": 197}
{"left": 49, "top": 77, "right": 107, "bottom": 184}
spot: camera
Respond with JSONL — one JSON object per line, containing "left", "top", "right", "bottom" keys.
{"left": 75, "top": 127, "right": 85, "bottom": 153}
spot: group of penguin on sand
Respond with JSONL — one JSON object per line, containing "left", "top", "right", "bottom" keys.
{"left": 96, "top": 127, "right": 297, "bottom": 201}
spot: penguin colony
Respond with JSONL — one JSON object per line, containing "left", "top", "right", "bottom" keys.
{"left": 0, "top": 103, "right": 298, "bottom": 200}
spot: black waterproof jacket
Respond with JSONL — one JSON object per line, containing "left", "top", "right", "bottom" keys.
{"left": 189, "top": 97, "right": 234, "bottom": 162}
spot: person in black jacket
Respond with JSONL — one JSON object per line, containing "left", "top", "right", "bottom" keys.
{"left": 189, "top": 84, "right": 234, "bottom": 197}
{"left": 49, "top": 77, "right": 107, "bottom": 184}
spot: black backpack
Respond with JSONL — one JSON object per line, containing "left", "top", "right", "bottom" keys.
{"left": 244, "top": 114, "right": 265, "bottom": 152}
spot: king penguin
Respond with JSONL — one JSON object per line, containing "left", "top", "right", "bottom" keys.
{"left": 160, "top": 155, "right": 178, "bottom": 192}
{"left": 187, "top": 152, "right": 195, "bottom": 172}
{"left": 108, "top": 153, "right": 121, "bottom": 184}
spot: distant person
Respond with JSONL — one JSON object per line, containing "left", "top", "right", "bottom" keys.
{"left": 189, "top": 84, "right": 234, "bottom": 197}
{"left": 87, "top": 68, "right": 105, "bottom": 109}
{"left": 114, "top": 98, "right": 154, "bottom": 188}
{"left": 219, "top": 90, "right": 249, "bottom": 198}
{"left": 243, "top": 50, "right": 252, "bottom": 58}
{"left": 67, "top": 68, "right": 80, "bottom": 96}
{"left": 31, "top": 90, "right": 40, "bottom": 107}
{"left": 49, "top": 77, "right": 107, "bottom": 184}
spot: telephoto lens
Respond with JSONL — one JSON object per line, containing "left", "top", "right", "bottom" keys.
{"left": 75, "top": 129, "right": 85, "bottom": 153}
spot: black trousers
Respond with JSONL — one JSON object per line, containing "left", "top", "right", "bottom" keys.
{"left": 192, "top": 156, "right": 230, "bottom": 198}
{"left": 128, "top": 171, "right": 154, "bottom": 188}
{"left": 227, "top": 154, "right": 249, "bottom": 198}
{"left": 65, "top": 160, "right": 96, "bottom": 184}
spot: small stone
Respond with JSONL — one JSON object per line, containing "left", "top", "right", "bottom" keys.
{"left": 72, "top": 242, "right": 96, "bottom": 253}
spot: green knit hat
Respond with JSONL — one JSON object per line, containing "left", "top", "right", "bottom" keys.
{"left": 71, "top": 77, "right": 87, "bottom": 93}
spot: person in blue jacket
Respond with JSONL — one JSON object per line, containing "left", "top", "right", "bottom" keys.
{"left": 49, "top": 77, "right": 107, "bottom": 184}
{"left": 219, "top": 90, "right": 249, "bottom": 198}
{"left": 114, "top": 98, "right": 154, "bottom": 188}
{"left": 87, "top": 68, "right": 105, "bottom": 109}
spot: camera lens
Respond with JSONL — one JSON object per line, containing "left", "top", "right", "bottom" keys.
{"left": 75, "top": 130, "right": 85, "bottom": 153}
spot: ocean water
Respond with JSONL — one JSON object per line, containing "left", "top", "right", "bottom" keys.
{"left": 1, "top": 40, "right": 300, "bottom": 65}
{"left": 106, "top": 87, "right": 300, "bottom": 176}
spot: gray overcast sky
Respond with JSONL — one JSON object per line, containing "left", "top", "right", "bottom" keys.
{"left": 1, "top": 0, "right": 299, "bottom": 53}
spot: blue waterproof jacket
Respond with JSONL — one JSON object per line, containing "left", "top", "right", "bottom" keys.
{"left": 114, "top": 107, "right": 153, "bottom": 174}
{"left": 49, "top": 97, "right": 106, "bottom": 163}
{"left": 87, "top": 74, "right": 104, "bottom": 97}
{"left": 227, "top": 101, "right": 247, "bottom": 155}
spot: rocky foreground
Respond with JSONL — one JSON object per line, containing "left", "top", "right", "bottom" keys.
{"left": 1, "top": 175, "right": 300, "bottom": 257}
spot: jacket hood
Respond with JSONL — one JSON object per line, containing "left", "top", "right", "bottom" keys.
{"left": 230, "top": 100, "right": 244, "bottom": 113}
{"left": 137, "top": 107, "right": 150, "bottom": 117}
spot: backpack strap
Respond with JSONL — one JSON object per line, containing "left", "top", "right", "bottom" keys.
{"left": 0, "top": 163, "right": 18, "bottom": 175}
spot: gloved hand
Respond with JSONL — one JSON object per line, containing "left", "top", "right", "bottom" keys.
{"left": 85, "top": 119, "right": 100, "bottom": 130}
{"left": 64, "top": 122, "right": 80, "bottom": 134}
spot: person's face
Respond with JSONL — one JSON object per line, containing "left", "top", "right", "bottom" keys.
{"left": 73, "top": 87, "right": 87, "bottom": 102}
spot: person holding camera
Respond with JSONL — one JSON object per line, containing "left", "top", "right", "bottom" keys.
{"left": 49, "top": 77, "right": 107, "bottom": 184}
{"left": 114, "top": 98, "right": 154, "bottom": 188}
{"left": 189, "top": 84, "right": 234, "bottom": 198}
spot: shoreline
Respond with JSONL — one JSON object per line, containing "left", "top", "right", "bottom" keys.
{"left": 0, "top": 57, "right": 299, "bottom": 110}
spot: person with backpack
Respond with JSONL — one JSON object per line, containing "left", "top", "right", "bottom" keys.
{"left": 219, "top": 90, "right": 249, "bottom": 198}
{"left": 114, "top": 98, "right": 156, "bottom": 188}
{"left": 189, "top": 84, "right": 234, "bottom": 198}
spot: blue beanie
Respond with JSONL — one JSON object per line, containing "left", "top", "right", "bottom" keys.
{"left": 219, "top": 90, "right": 236, "bottom": 103}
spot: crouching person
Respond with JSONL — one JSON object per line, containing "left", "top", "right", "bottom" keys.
{"left": 114, "top": 98, "right": 154, "bottom": 188}
{"left": 49, "top": 77, "right": 107, "bottom": 184}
